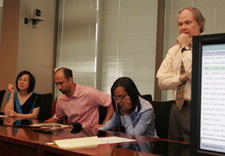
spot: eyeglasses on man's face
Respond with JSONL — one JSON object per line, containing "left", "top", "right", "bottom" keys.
{"left": 113, "top": 94, "right": 128, "bottom": 101}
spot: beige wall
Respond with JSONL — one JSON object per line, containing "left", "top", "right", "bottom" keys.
{"left": 18, "top": 0, "right": 57, "bottom": 93}
{"left": 0, "top": 0, "right": 20, "bottom": 110}
{"left": 0, "top": 0, "right": 57, "bottom": 110}
{"left": 0, "top": 6, "right": 2, "bottom": 39}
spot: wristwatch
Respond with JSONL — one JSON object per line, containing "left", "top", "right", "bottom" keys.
{"left": 181, "top": 46, "right": 191, "bottom": 52}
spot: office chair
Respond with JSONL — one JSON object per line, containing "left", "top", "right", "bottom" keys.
{"left": 142, "top": 94, "right": 153, "bottom": 103}
{"left": 99, "top": 106, "right": 107, "bottom": 124}
{"left": 38, "top": 93, "right": 53, "bottom": 121}
{"left": 0, "top": 90, "right": 6, "bottom": 111}
{"left": 151, "top": 100, "right": 174, "bottom": 138}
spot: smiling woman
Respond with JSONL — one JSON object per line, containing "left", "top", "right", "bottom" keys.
{"left": 99, "top": 77, "right": 157, "bottom": 137}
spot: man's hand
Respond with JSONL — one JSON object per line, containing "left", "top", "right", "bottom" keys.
{"left": 177, "top": 33, "right": 192, "bottom": 48}
{"left": 180, "top": 73, "right": 189, "bottom": 83}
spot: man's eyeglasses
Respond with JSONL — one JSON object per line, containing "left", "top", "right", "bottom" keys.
{"left": 113, "top": 95, "right": 128, "bottom": 101}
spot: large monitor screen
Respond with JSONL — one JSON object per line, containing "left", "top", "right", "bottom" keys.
{"left": 192, "top": 33, "right": 225, "bottom": 156}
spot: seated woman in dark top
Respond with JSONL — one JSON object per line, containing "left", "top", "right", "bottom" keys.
{"left": 4, "top": 71, "right": 40, "bottom": 119}
{"left": 100, "top": 77, "right": 157, "bottom": 137}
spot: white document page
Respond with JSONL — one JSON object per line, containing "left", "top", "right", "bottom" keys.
{"left": 53, "top": 136, "right": 136, "bottom": 149}
{"left": 54, "top": 136, "right": 102, "bottom": 149}
{"left": 99, "top": 136, "right": 136, "bottom": 144}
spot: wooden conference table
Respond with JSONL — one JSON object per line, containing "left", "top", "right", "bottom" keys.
{"left": 0, "top": 117, "right": 191, "bottom": 156}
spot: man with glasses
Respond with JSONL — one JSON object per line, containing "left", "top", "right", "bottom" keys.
{"left": 46, "top": 67, "right": 113, "bottom": 128}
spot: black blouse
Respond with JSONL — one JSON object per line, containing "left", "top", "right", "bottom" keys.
{"left": 14, "top": 92, "right": 40, "bottom": 114}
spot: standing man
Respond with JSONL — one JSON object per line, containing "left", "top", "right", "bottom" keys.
{"left": 46, "top": 67, "right": 113, "bottom": 128}
{"left": 157, "top": 7, "right": 205, "bottom": 142}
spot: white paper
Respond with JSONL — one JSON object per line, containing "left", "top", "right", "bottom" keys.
{"left": 99, "top": 136, "right": 136, "bottom": 144}
{"left": 54, "top": 136, "right": 102, "bottom": 149}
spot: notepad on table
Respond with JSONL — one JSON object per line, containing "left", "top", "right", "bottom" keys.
{"left": 30, "top": 122, "right": 70, "bottom": 129}
{"left": 54, "top": 136, "right": 102, "bottom": 149}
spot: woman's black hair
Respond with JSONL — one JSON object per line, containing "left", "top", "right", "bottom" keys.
{"left": 16, "top": 70, "right": 35, "bottom": 93}
{"left": 111, "top": 77, "right": 142, "bottom": 115}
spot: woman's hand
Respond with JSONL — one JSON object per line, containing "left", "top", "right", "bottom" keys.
{"left": 7, "top": 110, "right": 17, "bottom": 117}
{"left": 7, "top": 84, "right": 15, "bottom": 94}
{"left": 4, "top": 117, "right": 18, "bottom": 126}
{"left": 121, "top": 109, "right": 131, "bottom": 116}
{"left": 93, "top": 124, "right": 103, "bottom": 129}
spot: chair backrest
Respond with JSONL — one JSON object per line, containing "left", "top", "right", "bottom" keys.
{"left": 151, "top": 100, "right": 174, "bottom": 138}
{"left": 142, "top": 94, "right": 153, "bottom": 103}
{"left": 38, "top": 93, "right": 53, "bottom": 121}
{"left": 0, "top": 90, "right": 6, "bottom": 109}
{"left": 99, "top": 106, "right": 107, "bottom": 124}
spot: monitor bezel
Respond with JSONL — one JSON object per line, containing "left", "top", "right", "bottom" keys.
{"left": 191, "top": 33, "right": 225, "bottom": 156}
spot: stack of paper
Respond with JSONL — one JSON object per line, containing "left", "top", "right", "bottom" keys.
{"left": 54, "top": 136, "right": 102, "bottom": 149}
